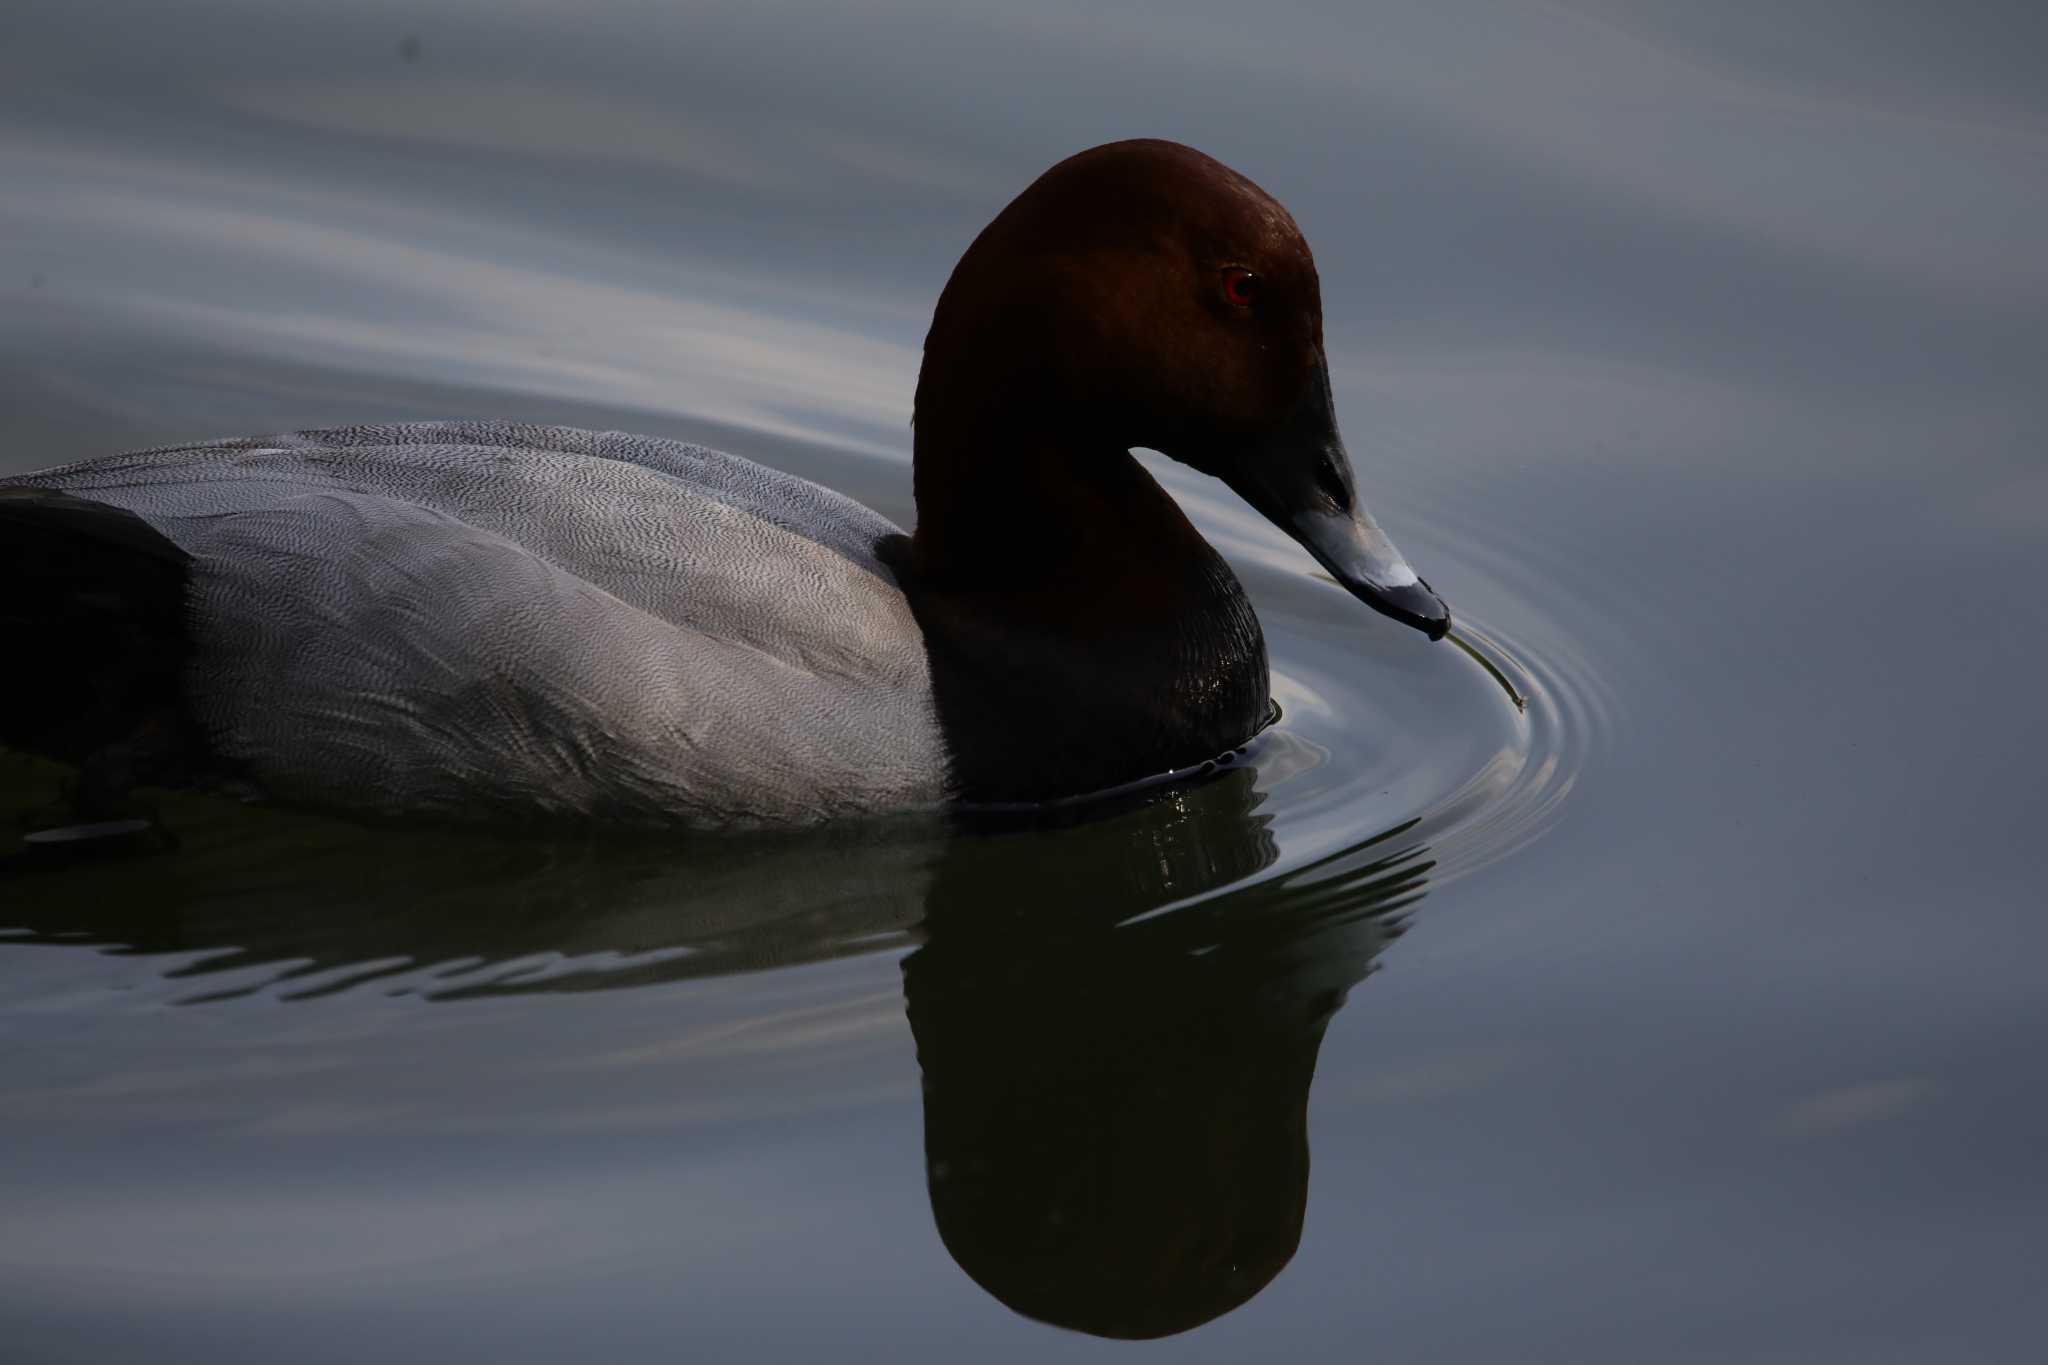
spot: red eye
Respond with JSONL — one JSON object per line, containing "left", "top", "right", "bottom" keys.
{"left": 1220, "top": 267, "right": 1259, "bottom": 307}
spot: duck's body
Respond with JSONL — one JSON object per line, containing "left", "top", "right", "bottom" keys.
{"left": 1, "top": 140, "right": 1446, "bottom": 830}
{"left": 5, "top": 422, "right": 948, "bottom": 824}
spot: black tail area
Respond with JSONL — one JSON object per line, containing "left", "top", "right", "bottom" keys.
{"left": 0, "top": 487, "right": 202, "bottom": 814}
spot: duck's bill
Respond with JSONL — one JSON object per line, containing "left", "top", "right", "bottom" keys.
{"left": 1219, "top": 356, "right": 1450, "bottom": 641}
{"left": 1277, "top": 502, "right": 1450, "bottom": 640}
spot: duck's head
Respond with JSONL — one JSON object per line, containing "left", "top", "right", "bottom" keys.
{"left": 915, "top": 138, "right": 1448, "bottom": 639}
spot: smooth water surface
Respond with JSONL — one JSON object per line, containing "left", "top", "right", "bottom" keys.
{"left": 3, "top": 2, "right": 2046, "bottom": 1360}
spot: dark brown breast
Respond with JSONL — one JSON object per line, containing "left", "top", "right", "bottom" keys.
{"left": 880, "top": 505, "right": 1269, "bottom": 804}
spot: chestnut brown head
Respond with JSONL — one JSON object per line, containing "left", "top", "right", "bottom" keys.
{"left": 915, "top": 139, "right": 1448, "bottom": 637}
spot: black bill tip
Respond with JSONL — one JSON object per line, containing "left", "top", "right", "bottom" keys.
{"left": 1363, "top": 578, "right": 1451, "bottom": 641}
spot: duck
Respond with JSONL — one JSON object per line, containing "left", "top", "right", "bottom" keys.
{"left": 0, "top": 139, "right": 1447, "bottom": 829}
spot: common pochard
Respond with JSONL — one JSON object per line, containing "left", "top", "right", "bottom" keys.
{"left": 0, "top": 139, "right": 1446, "bottom": 827}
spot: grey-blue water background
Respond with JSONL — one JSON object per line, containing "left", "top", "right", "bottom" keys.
{"left": 3, "top": 2, "right": 2045, "bottom": 1360}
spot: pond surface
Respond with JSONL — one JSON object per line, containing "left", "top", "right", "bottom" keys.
{"left": 3, "top": 2, "right": 2046, "bottom": 1360}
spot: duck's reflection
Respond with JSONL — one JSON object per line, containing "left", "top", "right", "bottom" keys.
{"left": 3, "top": 758, "right": 1429, "bottom": 1337}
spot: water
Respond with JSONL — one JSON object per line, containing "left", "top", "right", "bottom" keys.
{"left": 3, "top": 2, "right": 2045, "bottom": 1360}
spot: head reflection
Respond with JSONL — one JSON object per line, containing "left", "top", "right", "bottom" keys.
{"left": 908, "top": 771, "right": 1428, "bottom": 1338}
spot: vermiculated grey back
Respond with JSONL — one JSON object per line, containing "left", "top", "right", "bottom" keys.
{"left": 6, "top": 422, "right": 948, "bottom": 825}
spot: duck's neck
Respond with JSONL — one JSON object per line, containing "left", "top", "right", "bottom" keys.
{"left": 891, "top": 402, "right": 1270, "bottom": 804}
{"left": 909, "top": 420, "right": 1188, "bottom": 594}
